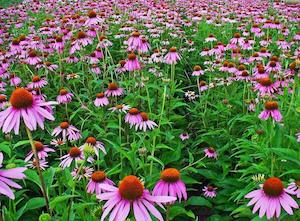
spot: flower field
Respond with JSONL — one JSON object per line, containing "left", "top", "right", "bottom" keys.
{"left": 0, "top": 0, "right": 300, "bottom": 220}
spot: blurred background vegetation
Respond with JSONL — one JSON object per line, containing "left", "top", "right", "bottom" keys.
{"left": 0, "top": 0, "right": 22, "bottom": 8}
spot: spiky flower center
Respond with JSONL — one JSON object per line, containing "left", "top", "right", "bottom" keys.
{"left": 128, "top": 108, "right": 139, "bottom": 115}
{"left": 263, "top": 177, "right": 284, "bottom": 197}
{"left": 238, "top": 65, "right": 246, "bottom": 71}
{"left": 10, "top": 88, "right": 33, "bottom": 109}
{"left": 0, "top": 95, "right": 7, "bottom": 102}
{"left": 207, "top": 186, "right": 214, "bottom": 191}
{"left": 29, "top": 50, "right": 37, "bottom": 57}
{"left": 200, "top": 81, "right": 206, "bottom": 86}
{"left": 88, "top": 10, "right": 97, "bottom": 18}
{"left": 140, "top": 112, "right": 148, "bottom": 121}
{"left": 265, "top": 101, "right": 278, "bottom": 110}
{"left": 161, "top": 168, "right": 180, "bottom": 183}
{"left": 91, "top": 171, "right": 106, "bottom": 182}
{"left": 269, "top": 61, "right": 276, "bottom": 68}
{"left": 115, "top": 104, "right": 124, "bottom": 109}
{"left": 259, "top": 77, "right": 272, "bottom": 86}
{"left": 59, "top": 89, "right": 68, "bottom": 95}
{"left": 128, "top": 53, "right": 136, "bottom": 60}
{"left": 60, "top": 121, "right": 69, "bottom": 129}
{"left": 86, "top": 137, "right": 97, "bottom": 145}
{"left": 169, "top": 47, "right": 177, "bottom": 52}
{"left": 233, "top": 33, "right": 241, "bottom": 38}
{"left": 119, "top": 175, "right": 144, "bottom": 200}
{"left": 132, "top": 31, "right": 140, "bottom": 37}
{"left": 69, "top": 147, "right": 81, "bottom": 158}
{"left": 77, "top": 31, "right": 86, "bottom": 39}
{"left": 260, "top": 48, "right": 267, "bottom": 53}
{"left": 194, "top": 65, "right": 201, "bottom": 71}
{"left": 32, "top": 75, "right": 41, "bottom": 82}
{"left": 208, "top": 147, "right": 215, "bottom": 153}
{"left": 34, "top": 141, "right": 44, "bottom": 152}
{"left": 96, "top": 92, "right": 105, "bottom": 98}
{"left": 241, "top": 71, "right": 249, "bottom": 77}
{"left": 108, "top": 82, "right": 118, "bottom": 90}
{"left": 258, "top": 66, "right": 265, "bottom": 74}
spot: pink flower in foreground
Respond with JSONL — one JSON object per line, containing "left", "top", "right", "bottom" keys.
{"left": 0, "top": 88, "right": 56, "bottom": 134}
{"left": 259, "top": 101, "right": 282, "bottom": 122}
{"left": 245, "top": 177, "right": 298, "bottom": 220}
{"left": 124, "top": 53, "right": 141, "bottom": 71}
{"left": 192, "top": 65, "right": 204, "bottom": 76}
{"left": 52, "top": 121, "right": 82, "bottom": 141}
{"left": 80, "top": 136, "right": 106, "bottom": 156}
{"left": 85, "top": 10, "right": 102, "bottom": 26}
{"left": 97, "top": 175, "right": 176, "bottom": 221}
{"left": 153, "top": 168, "right": 187, "bottom": 203}
{"left": 203, "top": 185, "right": 217, "bottom": 198}
{"left": 27, "top": 75, "right": 48, "bottom": 89}
{"left": 127, "top": 31, "right": 142, "bottom": 51}
{"left": 125, "top": 108, "right": 142, "bottom": 127}
{"left": 86, "top": 171, "right": 114, "bottom": 195}
{"left": 135, "top": 112, "right": 157, "bottom": 131}
{"left": 204, "top": 147, "right": 217, "bottom": 159}
{"left": 0, "top": 152, "right": 27, "bottom": 199}
{"left": 94, "top": 92, "right": 109, "bottom": 107}
{"left": 56, "top": 88, "right": 74, "bottom": 104}
{"left": 105, "top": 82, "right": 124, "bottom": 97}
{"left": 25, "top": 141, "right": 55, "bottom": 162}
{"left": 164, "top": 47, "right": 181, "bottom": 64}
{"left": 59, "top": 147, "right": 84, "bottom": 169}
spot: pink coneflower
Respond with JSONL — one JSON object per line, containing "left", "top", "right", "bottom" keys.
{"left": 9, "top": 74, "right": 22, "bottom": 87}
{"left": 204, "top": 147, "right": 217, "bottom": 159}
{"left": 25, "top": 50, "right": 41, "bottom": 65}
{"left": 91, "top": 64, "right": 101, "bottom": 74}
{"left": 56, "top": 88, "right": 74, "bottom": 104}
{"left": 266, "top": 56, "right": 281, "bottom": 73}
{"left": 135, "top": 112, "right": 157, "bottom": 131}
{"left": 124, "top": 53, "right": 141, "bottom": 72}
{"left": 71, "top": 166, "right": 93, "bottom": 180}
{"left": 59, "top": 147, "right": 84, "bottom": 169}
{"left": 50, "top": 138, "right": 65, "bottom": 147}
{"left": 86, "top": 171, "right": 114, "bottom": 195}
{"left": 81, "top": 136, "right": 106, "bottom": 156}
{"left": 138, "top": 37, "right": 151, "bottom": 53}
{"left": 203, "top": 185, "right": 217, "bottom": 198}
{"left": 254, "top": 77, "right": 279, "bottom": 96}
{"left": 229, "top": 33, "right": 244, "bottom": 46}
{"left": 52, "top": 36, "right": 64, "bottom": 54}
{"left": 164, "top": 47, "right": 181, "bottom": 64}
{"left": 43, "top": 61, "right": 58, "bottom": 71}
{"left": 97, "top": 36, "right": 112, "bottom": 49}
{"left": 127, "top": 31, "right": 142, "bottom": 51}
{"left": 116, "top": 60, "right": 126, "bottom": 73}
{"left": 245, "top": 177, "right": 298, "bottom": 219}
{"left": 153, "top": 168, "right": 187, "bottom": 203}
{"left": 27, "top": 159, "right": 48, "bottom": 170}
{"left": 248, "top": 52, "right": 263, "bottom": 63}
{"left": 287, "top": 182, "right": 300, "bottom": 198}
{"left": 192, "top": 65, "right": 204, "bottom": 76}
{"left": 259, "top": 101, "right": 282, "bottom": 122}
{"left": 253, "top": 65, "right": 269, "bottom": 79}
{"left": 105, "top": 82, "right": 124, "bottom": 97}
{"left": 109, "top": 104, "right": 130, "bottom": 113}
{"left": 199, "top": 81, "right": 209, "bottom": 92}
{"left": 76, "top": 31, "right": 92, "bottom": 47}
{"left": 0, "top": 152, "right": 27, "bottom": 199}
{"left": 0, "top": 95, "right": 8, "bottom": 109}
{"left": 0, "top": 88, "right": 56, "bottom": 134}
{"left": 179, "top": 133, "right": 189, "bottom": 141}
{"left": 97, "top": 175, "right": 176, "bottom": 221}
{"left": 27, "top": 75, "right": 48, "bottom": 89}
{"left": 125, "top": 108, "right": 142, "bottom": 127}
{"left": 25, "top": 141, "right": 55, "bottom": 162}
{"left": 66, "top": 55, "right": 79, "bottom": 63}
{"left": 296, "top": 133, "right": 300, "bottom": 143}
{"left": 259, "top": 48, "right": 271, "bottom": 58}
{"left": 52, "top": 121, "right": 82, "bottom": 141}
{"left": 94, "top": 92, "right": 109, "bottom": 107}
{"left": 10, "top": 38, "right": 22, "bottom": 55}
{"left": 205, "top": 34, "right": 217, "bottom": 42}
{"left": 85, "top": 10, "right": 102, "bottom": 26}
{"left": 87, "top": 52, "right": 99, "bottom": 64}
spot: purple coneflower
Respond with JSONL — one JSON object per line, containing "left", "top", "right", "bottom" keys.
{"left": 192, "top": 65, "right": 204, "bottom": 76}
{"left": 203, "top": 185, "right": 217, "bottom": 198}
{"left": 27, "top": 159, "right": 48, "bottom": 170}
{"left": 52, "top": 121, "right": 82, "bottom": 141}
{"left": 109, "top": 104, "right": 130, "bottom": 113}
{"left": 0, "top": 152, "right": 27, "bottom": 199}
{"left": 164, "top": 47, "right": 180, "bottom": 64}
{"left": 179, "top": 133, "right": 189, "bottom": 141}
{"left": 56, "top": 88, "right": 74, "bottom": 104}
{"left": 124, "top": 53, "right": 141, "bottom": 72}
{"left": 27, "top": 75, "right": 48, "bottom": 89}
{"left": 87, "top": 171, "right": 114, "bottom": 195}
{"left": 85, "top": 10, "right": 102, "bottom": 26}
{"left": 254, "top": 77, "right": 279, "bottom": 96}
{"left": 153, "top": 168, "right": 187, "bottom": 203}
{"left": 204, "top": 147, "right": 217, "bottom": 159}
{"left": 287, "top": 182, "right": 300, "bottom": 198}
{"left": 105, "top": 82, "right": 124, "bottom": 97}
{"left": 94, "top": 92, "right": 109, "bottom": 107}
{"left": 125, "top": 108, "right": 142, "bottom": 127}
{"left": 25, "top": 141, "right": 55, "bottom": 162}
{"left": 97, "top": 175, "right": 176, "bottom": 221}
{"left": 71, "top": 166, "right": 93, "bottom": 180}
{"left": 245, "top": 177, "right": 298, "bottom": 219}
{"left": 25, "top": 50, "right": 41, "bottom": 65}
{"left": 127, "top": 31, "right": 142, "bottom": 51}
{"left": 59, "top": 147, "right": 84, "bottom": 169}
{"left": 0, "top": 88, "right": 56, "bottom": 134}
{"left": 81, "top": 136, "right": 106, "bottom": 156}
{"left": 259, "top": 101, "right": 282, "bottom": 122}
{"left": 9, "top": 74, "right": 22, "bottom": 87}
{"left": 135, "top": 112, "right": 157, "bottom": 131}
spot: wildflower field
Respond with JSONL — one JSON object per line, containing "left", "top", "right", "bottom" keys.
{"left": 0, "top": 0, "right": 300, "bottom": 220}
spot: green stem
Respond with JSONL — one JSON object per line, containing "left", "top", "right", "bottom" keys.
{"left": 25, "top": 127, "right": 51, "bottom": 215}
{"left": 166, "top": 205, "right": 171, "bottom": 221}
{"left": 181, "top": 156, "right": 206, "bottom": 171}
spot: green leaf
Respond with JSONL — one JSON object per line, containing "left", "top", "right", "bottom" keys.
{"left": 169, "top": 206, "right": 195, "bottom": 220}
{"left": 50, "top": 195, "right": 78, "bottom": 209}
{"left": 25, "top": 197, "right": 46, "bottom": 212}
{"left": 24, "top": 170, "right": 41, "bottom": 188}
{"left": 13, "top": 140, "right": 30, "bottom": 149}
{"left": 187, "top": 196, "right": 212, "bottom": 208}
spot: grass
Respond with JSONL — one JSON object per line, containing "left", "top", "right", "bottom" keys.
{"left": 0, "top": 0, "right": 22, "bottom": 8}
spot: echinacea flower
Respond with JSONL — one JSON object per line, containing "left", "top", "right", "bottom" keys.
{"left": 56, "top": 88, "right": 74, "bottom": 104}
{"left": 59, "top": 147, "right": 84, "bottom": 169}
{"left": 192, "top": 65, "right": 204, "bottom": 76}
{"left": 153, "top": 168, "right": 187, "bottom": 203}
{"left": 0, "top": 152, "right": 27, "bottom": 199}
{"left": 26, "top": 159, "right": 48, "bottom": 170}
{"left": 135, "top": 112, "right": 157, "bottom": 131}
{"left": 109, "top": 104, "right": 130, "bottom": 113}
{"left": 87, "top": 171, "right": 114, "bottom": 195}
{"left": 254, "top": 77, "right": 279, "bottom": 96}
{"left": 287, "top": 182, "right": 300, "bottom": 198}
{"left": 94, "top": 92, "right": 109, "bottom": 107}
{"left": 125, "top": 108, "right": 142, "bottom": 127}
{"left": 124, "top": 53, "right": 141, "bottom": 72}
{"left": 179, "top": 133, "right": 189, "bottom": 141}
{"left": 105, "top": 82, "right": 124, "bottom": 97}
{"left": 25, "top": 141, "right": 55, "bottom": 162}
{"left": 0, "top": 88, "right": 56, "bottom": 134}
{"left": 71, "top": 166, "right": 93, "bottom": 180}
{"left": 127, "top": 31, "right": 142, "bottom": 51}
{"left": 245, "top": 177, "right": 298, "bottom": 219}
{"left": 97, "top": 175, "right": 176, "bottom": 221}
{"left": 296, "top": 133, "right": 300, "bottom": 143}
{"left": 27, "top": 75, "right": 48, "bottom": 89}
{"left": 203, "top": 185, "right": 217, "bottom": 198}
{"left": 85, "top": 10, "right": 102, "bottom": 26}
{"left": 80, "top": 136, "right": 106, "bottom": 156}
{"left": 204, "top": 147, "right": 217, "bottom": 159}
{"left": 164, "top": 47, "right": 180, "bottom": 64}
{"left": 25, "top": 50, "right": 41, "bottom": 65}
{"left": 52, "top": 121, "right": 82, "bottom": 141}
{"left": 259, "top": 101, "right": 282, "bottom": 122}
